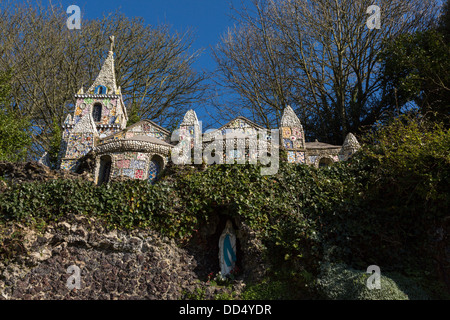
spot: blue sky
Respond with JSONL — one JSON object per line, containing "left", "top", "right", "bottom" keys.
{"left": 61, "top": 0, "right": 242, "bottom": 72}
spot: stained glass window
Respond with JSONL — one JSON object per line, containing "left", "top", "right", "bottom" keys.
{"left": 95, "top": 85, "right": 107, "bottom": 94}
{"left": 148, "top": 160, "right": 161, "bottom": 184}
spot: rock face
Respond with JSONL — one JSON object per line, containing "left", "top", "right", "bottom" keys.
{"left": 0, "top": 161, "right": 94, "bottom": 186}
{"left": 0, "top": 214, "right": 243, "bottom": 300}
{"left": 0, "top": 162, "right": 263, "bottom": 299}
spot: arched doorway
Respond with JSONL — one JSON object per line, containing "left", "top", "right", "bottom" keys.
{"left": 318, "top": 157, "right": 333, "bottom": 168}
{"left": 98, "top": 155, "right": 112, "bottom": 184}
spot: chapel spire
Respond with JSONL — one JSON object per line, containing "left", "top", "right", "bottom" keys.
{"left": 280, "top": 105, "right": 306, "bottom": 163}
{"left": 87, "top": 35, "right": 117, "bottom": 94}
{"left": 339, "top": 132, "right": 361, "bottom": 161}
{"left": 281, "top": 105, "right": 302, "bottom": 128}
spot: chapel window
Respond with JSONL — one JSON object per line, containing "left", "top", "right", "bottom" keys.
{"left": 93, "top": 103, "right": 102, "bottom": 122}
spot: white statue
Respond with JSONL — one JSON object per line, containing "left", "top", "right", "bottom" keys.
{"left": 218, "top": 220, "right": 237, "bottom": 276}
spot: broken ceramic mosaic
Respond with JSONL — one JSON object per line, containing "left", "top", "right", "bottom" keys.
{"left": 49, "top": 37, "right": 361, "bottom": 184}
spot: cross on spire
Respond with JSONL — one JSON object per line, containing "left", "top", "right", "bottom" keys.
{"left": 109, "top": 35, "right": 115, "bottom": 52}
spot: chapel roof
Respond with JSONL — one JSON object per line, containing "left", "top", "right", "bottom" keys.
{"left": 281, "top": 105, "right": 303, "bottom": 128}
{"left": 125, "top": 119, "right": 171, "bottom": 134}
{"left": 123, "top": 135, "right": 172, "bottom": 147}
{"left": 208, "top": 116, "right": 266, "bottom": 133}
{"left": 305, "top": 139, "right": 341, "bottom": 149}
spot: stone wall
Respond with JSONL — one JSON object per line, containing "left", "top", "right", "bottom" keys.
{"left": 0, "top": 214, "right": 245, "bottom": 300}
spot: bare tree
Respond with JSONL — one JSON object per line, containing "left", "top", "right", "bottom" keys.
{"left": 0, "top": 1, "right": 208, "bottom": 159}
{"left": 213, "top": 0, "right": 440, "bottom": 143}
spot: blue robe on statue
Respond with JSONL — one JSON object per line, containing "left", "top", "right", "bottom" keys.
{"left": 219, "top": 220, "right": 237, "bottom": 276}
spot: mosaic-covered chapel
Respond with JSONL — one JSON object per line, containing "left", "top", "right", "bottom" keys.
{"left": 53, "top": 37, "right": 361, "bottom": 184}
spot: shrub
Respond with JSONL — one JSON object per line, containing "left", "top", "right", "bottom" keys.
{"left": 316, "top": 263, "right": 430, "bottom": 300}
{"left": 240, "top": 278, "right": 298, "bottom": 300}
{"left": 316, "top": 115, "right": 450, "bottom": 283}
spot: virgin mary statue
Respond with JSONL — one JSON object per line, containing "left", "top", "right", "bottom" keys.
{"left": 218, "top": 220, "right": 237, "bottom": 276}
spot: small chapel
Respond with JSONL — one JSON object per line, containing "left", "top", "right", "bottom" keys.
{"left": 53, "top": 37, "right": 361, "bottom": 185}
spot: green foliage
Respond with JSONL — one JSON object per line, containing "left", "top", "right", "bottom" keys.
{"left": 126, "top": 104, "right": 142, "bottom": 127}
{"left": 0, "top": 179, "right": 197, "bottom": 240}
{"left": 214, "top": 291, "right": 237, "bottom": 300}
{"left": 0, "top": 110, "right": 32, "bottom": 162}
{"left": 0, "top": 70, "right": 32, "bottom": 162}
{"left": 362, "top": 114, "right": 449, "bottom": 205}
{"left": 438, "top": 0, "right": 450, "bottom": 43}
{"left": 183, "top": 286, "right": 206, "bottom": 300}
{"left": 336, "top": 115, "right": 450, "bottom": 269}
{"left": 379, "top": 29, "right": 450, "bottom": 122}
{"left": 312, "top": 115, "right": 450, "bottom": 298}
{"left": 240, "top": 278, "right": 298, "bottom": 300}
{"left": 316, "top": 263, "right": 430, "bottom": 300}
{"left": 48, "top": 117, "right": 62, "bottom": 169}
{"left": 0, "top": 70, "right": 10, "bottom": 106}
